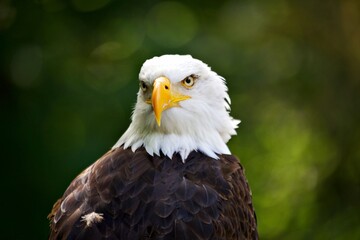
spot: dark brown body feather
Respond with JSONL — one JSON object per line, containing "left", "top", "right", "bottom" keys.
{"left": 49, "top": 147, "right": 258, "bottom": 240}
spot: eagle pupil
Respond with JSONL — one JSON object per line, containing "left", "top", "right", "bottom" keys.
{"left": 185, "top": 77, "right": 194, "bottom": 86}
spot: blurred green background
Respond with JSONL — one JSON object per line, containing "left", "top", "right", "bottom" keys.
{"left": 1, "top": 0, "right": 360, "bottom": 239}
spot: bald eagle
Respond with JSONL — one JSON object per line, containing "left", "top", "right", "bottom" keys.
{"left": 48, "top": 55, "right": 258, "bottom": 240}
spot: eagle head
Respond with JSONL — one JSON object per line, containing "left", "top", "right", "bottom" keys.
{"left": 114, "top": 54, "right": 240, "bottom": 160}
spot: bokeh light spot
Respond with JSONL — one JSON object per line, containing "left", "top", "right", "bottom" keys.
{"left": 258, "top": 37, "right": 301, "bottom": 81}
{"left": 219, "top": 2, "right": 266, "bottom": 42}
{"left": 245, "top": 98, "right": 337, "bottom": 238}
{"left": 92, "top": 18, "right": 145, "bottom": 61}
{"left": 84, "top": 18, "right": 145, "bottom": 92}
{"left": 92, "top": 41, "right": 124, "bottom": 61}
{"left": 83, "top": 61, "right": 134, "bottom": 93}
{"left": 146, "top": 2, "right": 198, "bottom": 48}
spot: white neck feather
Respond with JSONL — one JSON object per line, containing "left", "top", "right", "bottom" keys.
{"left": 113, "top": 96, "right": 240, "bottom": 161}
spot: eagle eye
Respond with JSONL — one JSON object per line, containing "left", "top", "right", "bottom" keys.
{"left": 181, "top": 75, "right": 196, "bottom": 88}
{"left": 140, "top": 81, "right": 148, "bottom": 92}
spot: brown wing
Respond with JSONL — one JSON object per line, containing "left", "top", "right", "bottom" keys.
{"left": 213, "top": 155, "right": 258, "bottom": 239}
{"left": 48, "top": 147, "right": 258, "bottom": 240}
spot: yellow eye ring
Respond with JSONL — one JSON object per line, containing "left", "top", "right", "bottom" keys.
{"left": 181, "top": 75, "right": 195, "bottom": 88}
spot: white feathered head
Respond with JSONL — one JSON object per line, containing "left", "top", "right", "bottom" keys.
{"left": 114, "top": 54, "right": 240, "bottom": 160}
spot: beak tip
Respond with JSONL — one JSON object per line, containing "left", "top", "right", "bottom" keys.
{"left": 155, "top": 117, "right": 161, "bottom": 126}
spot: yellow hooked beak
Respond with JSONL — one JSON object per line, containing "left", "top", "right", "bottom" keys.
{"left": 150, "top": 77, "right": 191, "bottom": 126}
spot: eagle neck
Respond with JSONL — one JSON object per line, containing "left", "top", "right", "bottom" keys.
{"left": 112, "top": 122, "right": 232, "bottom": 161}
